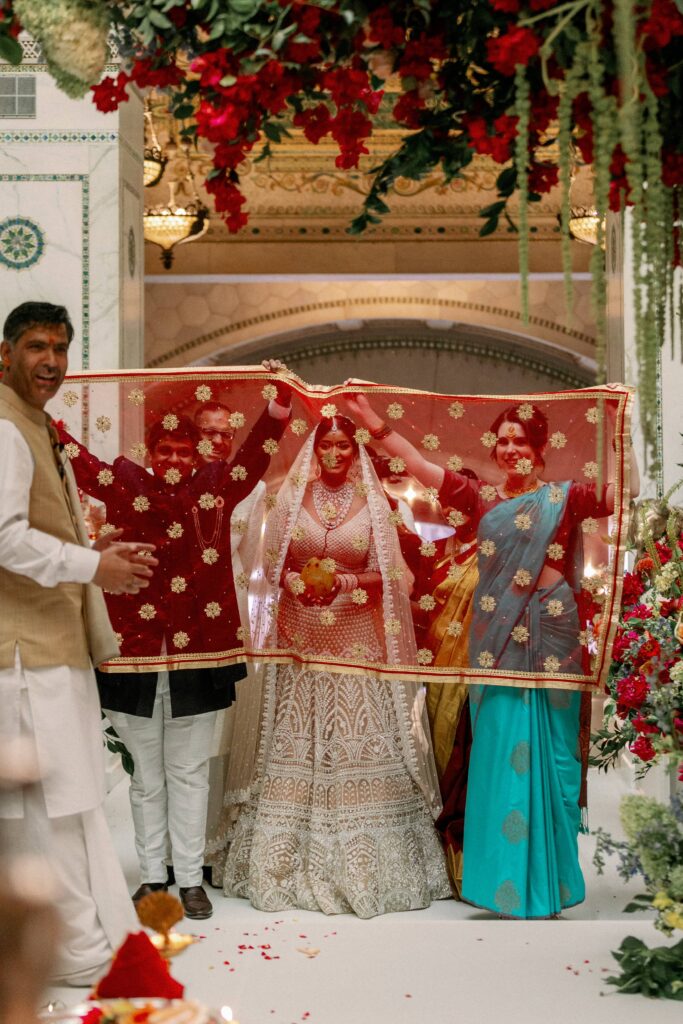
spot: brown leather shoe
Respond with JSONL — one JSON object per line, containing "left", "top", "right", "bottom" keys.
{"left": 132, "top": 882, "right": 167, "bottom": 904}
{"left": 179, "top": 885, "right": 213, "bottom": 919}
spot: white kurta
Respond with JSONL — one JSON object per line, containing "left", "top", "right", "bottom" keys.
{"left": 0, "top": 418, "right": 136, "bottom": 984}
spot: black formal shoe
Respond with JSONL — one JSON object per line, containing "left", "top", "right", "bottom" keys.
{"left": 179, "top": 885, "right": 213, "bottom": 919}
{"left": 132, "top": 882, "right": 168, "bottom": 904}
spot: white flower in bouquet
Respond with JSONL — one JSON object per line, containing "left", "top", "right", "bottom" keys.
{"left": 14, "top": 0, "right": 111, "bottom": 97}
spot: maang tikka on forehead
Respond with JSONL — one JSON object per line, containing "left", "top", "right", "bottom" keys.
{"left": 506, "top": 425, "right": 517, "bottom": 439}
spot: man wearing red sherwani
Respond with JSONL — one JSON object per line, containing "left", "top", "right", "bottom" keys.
{"left": 60, "top": 378, "right": 290, "bottom": 919}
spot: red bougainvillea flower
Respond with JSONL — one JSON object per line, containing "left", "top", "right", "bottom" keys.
{"left": 640, "top": 0, "right": 683, "bottom": 48}
{"left": 131, "top": 57, "right": 185, "bottom": 91}
{"left": 489, "top": 0, "right": 520, "bottom": 11}
{"left": 293, "top": 103, "right": 333, "bottom": 144}
{"left": 398, "top": 33, "right": 447, "bottom": 80}
{"left": 205, "top": 174, "right": 248, "bottom": 233}
{"left": 625, "top": 603, "right": 653, "bottom": 621}
{"left": 662, "top": 149, "right": 683, "bottom": 188}
{"left": 330, "top": 107, "right": 372, "bottom": 168}
{"left": 462, "top": 112, "right": 517, "bottom": 163}
{"left": 616, "top": 672, "right": 649, "bottom": 712}
{"left": 528, "top": 161, "right": 559, "bottom": 194}
{"left": 367, "top": 5, "right": 405, "bottom": 49}
{"left": 608, "top": 144, "right": 631, "bottom": 211}
{"left": 630, "top": 735, "right": 657, "bottom": 761}
{"left": 392, "top": 90, "right": 425, "bottom": 129}
{"left": 285, "top": 3, "right": 322, "bottom": 63}
{"left": 632, "top": 715, "right": 660, "bottom": 735}
{"left": 622, "top": 570, "right": 645, "bottom": 604}
{"left": 91, "top": 72, "right": 130, "bottom": 113}
{"left": 486, "top": 26, "right": 541, "bottom": 76}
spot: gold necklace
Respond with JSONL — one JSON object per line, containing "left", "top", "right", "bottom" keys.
{"left": 503, "top": 479, "right": 541, "bottom": 499}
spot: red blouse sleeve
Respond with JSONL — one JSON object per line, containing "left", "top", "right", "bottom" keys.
{"left": 566, "top": 482, "right": 611, "bottom": 523}
{"left": 438, "top": 467, "right": 480, "bottom": 518}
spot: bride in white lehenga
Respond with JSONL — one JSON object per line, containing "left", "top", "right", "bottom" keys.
{"left": 219, "top": 414, "right": 450, "bottom": 917}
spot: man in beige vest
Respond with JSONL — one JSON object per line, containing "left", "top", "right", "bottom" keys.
{"left": 0, "top": 301, "right": 157, "bottom": 987}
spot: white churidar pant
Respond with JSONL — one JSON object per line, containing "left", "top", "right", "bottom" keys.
{"left": 107, "top": 671, "right": 217, "bottom": 889}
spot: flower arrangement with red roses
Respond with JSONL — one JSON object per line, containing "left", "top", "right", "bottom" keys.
{"left": 592, "top": 485, "right": 683, "bottom": 784}
{"left": 1, "top": 0, "right": 682, "bottom": 462}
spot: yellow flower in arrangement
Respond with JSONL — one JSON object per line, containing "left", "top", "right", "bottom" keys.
{"left": 422, "top": 433, "right": 440, "bottom": 451}
{"left": 517, "top": 403, "right": 534, "bottom": 421}
{"left": 64, "top": 442, "right": 80, "bottom": 459}
{"left": 352, "top": 587, "right": 369, "bottom": 605}
{"left": 202, "top": 547, "right": 219, "bottom": 565}
{"left": 263, "top": 438, "right": 279, "bottom": 455}
{"left": 354, "top": 428, "right": 371, "bottom": 445}
{"left": 514, "top": 512, "right": 532, "bottom": 531}
{"left": 320, "top": 609, "right": 336, "bottom": 626}
{"left": 481, "top": 431, "right": 497, "bottom": 449}
{"left": 320, "top": 557, "right": 336, "bottom": 574}
{"left": 583, "top": 460, "right": 599, "bottom": 479}
{"left": 387, "top": 565, "right": 404, "bottom": 581}
{"left": 99, "top": 523, "right": 116, "bottom": 536}
{"left": 480, "top": 484, "right": 497, "bottom": 502}
{"left": 385, "top": 617, "right": 401, "bottom": 636}
{"left": 133, "top": 496, "right": 150, "bottom": 512}
{"left": 355, "top": 481, "right": 369, "bottom": 498}
{"left": 550, "top": 431, "right": 567, "bottom": 449}
{"left": 130, "top": 442, "right": 147, "bottom": 459}
{"left": 231, "top": 464, "right": 248, "bottom": 481}
{"left": 291, "top": 525, "right": 306, "bottom": 541}
{"left": 162, "top": 413, "right": 179, "bottom": 430}
{"left": 420, "top": 540, "right": 437, "bottom": 557}
{"left": 97, "top": 468, "right": 114, "bottom": 486}
{"left": 262, "top": 383, "right": 278, "bottom": 401}
{"left": 167, "top": 521, "right": 183, "bottom": 539}
{"left": 516, "top": 457, "right": 533, "bottom": 476}
{"left": 196, "top": 438, "right": 213, "bottom": 457}
{"left": 173, "top": 631, "right": 190, "bottom": 649}
{"left": 195, "top": 384, "right": 212, "bottom": 401}
{"left": 448, "top": 509, "right": 466, "bottom": 527}
{"left": 480, "top": 594, "right": 496, "bottom": 612}
{"left": 423, "top": 487, "right": 439, "bottom": 504}
{"left": 62, "top": 390, "right": 78, "bottom": 407}
{"left": 549, "top": 485, "right": 564, "bottom": 504}
{"left": 114, "top": 632, "right": 123, "bottom": 646}
{"left": 388, "top": 509, "right": 404, "bottom": 527}
{"left": 478, "top": 651, "right": 495, "bottom": 668}
{"left": 128, "top": 388, "right": 144, "bottom": 406}
{"left": 387, "top": 402, "right": 405, "bottom": 420}
{"left": 447, "top": 454, "right": 463, "bottom": 472}
{"left": 236, "top": 625, "right": 247, "bottom": 642}
{"left": 544, "top": 656, "right": 561, "bottom": 673}
{"left": 96, "top": 415, "right": 111, "bottom": 433}
{"left": 352, "top": 534, "right": 368, "bottom": 552}
{"left": 585, "top": 406, "right": 599, "bottom": 424}
{"left": 165, "top": 468, "right": 182, "bottom": 485}
{"left": 511, "top": 624, "right": 529, "bottom": 644}
{"left": 265, "top": 493, "right": 277, "bottom": 510}
{"left": 389, "top": 456, "right": 406, "bottom": 473}
{"left": 547, "top": 542, "right": 564, "bottom": 560}
{"left": 205, "top": 602, "right": 221, "bottom": 618}
{"left": 446, "top": 621, "right": 463, "bottom": 638}
{"left": 170, "top": 576, "right": 187, "bottom": 593}
{"left": 514, "top": 568, "right": 532, "bottom": 587}
{"left": 419, "top": 594, "right": 437, "bottom": 611}
{"left": 321, "top": 403, "right": 337, "bottom": 418}
{"left": 582, "top": 516, "right": 599, "bottom": 534}
{"left": 199, "top": 493, "right": 216, "bottom": 510}
{"left": 290, "top": 576, "right": 305, "bottom": 595}
{"left": 290, "top": 418, "right": 308, "bottom": 435}
{"left": 228, "top": 411, "right": 245, "bottom": 430}
{"left": 235, "top": 572, "right": 249, "bottom": 589}
{"left": 448, "top": 401, "right": 464, "bottom": 419}
{"left": 417, "top": 648, "right": 434, "bottom": 665}
{"left": 547, "top": 599, "right": 564, "bottom": 617}
{"left": 139, "top": 603, "right": 156, "bottom": 621}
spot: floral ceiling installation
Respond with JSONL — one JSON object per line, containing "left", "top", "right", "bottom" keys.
{"left": 1, "top": 0, "right": 682, "bottom": 463}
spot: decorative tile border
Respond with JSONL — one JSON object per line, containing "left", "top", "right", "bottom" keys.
{"left": 0, "top": 173, "right": 90, "bottom": 369}
{"left": 0, "top": 130, "right": 118, "bottom": 144}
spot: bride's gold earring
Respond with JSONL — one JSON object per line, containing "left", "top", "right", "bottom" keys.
{"left": 314, "top": 462, "right": 322, "bottom": 480}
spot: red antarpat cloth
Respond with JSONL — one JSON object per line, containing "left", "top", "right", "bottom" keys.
{"left": 92, "top": 932, "right": 184, "bottom": 998}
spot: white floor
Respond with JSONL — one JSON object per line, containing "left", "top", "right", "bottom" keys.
{"left": 45, "top": 765, "right": 681, "bottom": 1024}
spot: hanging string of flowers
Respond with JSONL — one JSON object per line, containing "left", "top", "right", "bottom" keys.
{"left": 1, "top": 0, "right": 682, "bottom": 465}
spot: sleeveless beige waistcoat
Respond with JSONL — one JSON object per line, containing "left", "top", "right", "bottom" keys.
{"left": 0, "top": 386, "right": 119, "bottom": 670}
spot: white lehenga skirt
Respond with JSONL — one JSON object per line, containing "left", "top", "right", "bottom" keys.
{"left": 222, "top": 664, "right": 450, "bottom": 918}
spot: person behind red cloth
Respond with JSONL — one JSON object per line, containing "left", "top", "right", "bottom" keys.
{"left": 60, "top": 370, "right": 292, "bottom": 921}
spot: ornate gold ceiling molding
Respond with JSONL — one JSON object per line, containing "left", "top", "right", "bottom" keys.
{"left": 146, "top": 294, "right": 595, "bottom": 368}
